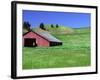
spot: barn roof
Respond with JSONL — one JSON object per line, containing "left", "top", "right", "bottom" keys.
{"left": 35, "top": 31, "right": 62, "bottom": 42}
{"left": 23, "top": 31, "right": 62, "bottom": 43}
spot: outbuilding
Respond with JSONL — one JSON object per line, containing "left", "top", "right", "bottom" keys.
{"left": 23, "top": 31, "right": 62, "bottom": 47}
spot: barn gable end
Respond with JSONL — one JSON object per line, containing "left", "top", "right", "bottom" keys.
{"left": 23, "top": 31, "right": 49, "bottom": 47}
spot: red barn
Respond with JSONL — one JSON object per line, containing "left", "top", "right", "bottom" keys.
{"left": 23, "top": 31, "right": 62, "bottom": 47}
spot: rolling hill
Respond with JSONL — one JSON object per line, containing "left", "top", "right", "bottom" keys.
{"left": 32, "top": 24, "right": 74, "bottom": 34}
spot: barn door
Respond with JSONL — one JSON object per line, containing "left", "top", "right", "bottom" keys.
{"left": 24, "top": 38, "right": 37, "bottom": 47}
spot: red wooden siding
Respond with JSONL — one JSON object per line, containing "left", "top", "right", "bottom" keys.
{"left": 23, "top": 32, "right": 49, "bottom": 47}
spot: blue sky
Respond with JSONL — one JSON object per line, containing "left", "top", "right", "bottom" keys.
{"left": 23, "top": 10, "right": 91, "bottom": 28}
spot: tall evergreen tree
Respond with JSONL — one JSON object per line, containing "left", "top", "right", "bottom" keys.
{"left": 56, "top": 24, "right": 59, "bottom": 28}
{"left": 23, "top": 22, "right": 31, "bottom": 31}
{"left": 51, "top": 24, "right": 54, "bottom": 28}
{"left": 39, "top": 23, "right": 46, "bottom": 30}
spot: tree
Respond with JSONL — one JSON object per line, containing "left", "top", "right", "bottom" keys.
{"left": 23, "top": 22, "right": 31, "bottom": 31}
{"left": 51, "top": 24, "right": 54, "bottom": 28}
{"left": 39, "top": 23, "right": 46, "bottom": 30}
{"left": 56, "top": 24, "right": 59, "bottom": 28}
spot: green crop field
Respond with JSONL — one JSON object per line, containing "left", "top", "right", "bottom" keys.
{"left": 22, "top": 28, "right": 91, "bottom": 69}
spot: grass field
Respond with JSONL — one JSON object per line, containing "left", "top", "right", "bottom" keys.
{"left": 22, "top": 28, "right": 91, "bottom": 69}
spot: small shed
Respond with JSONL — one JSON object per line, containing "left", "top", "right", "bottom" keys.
{"left": 23, "top": 31, "right": 62, "bottom": 47}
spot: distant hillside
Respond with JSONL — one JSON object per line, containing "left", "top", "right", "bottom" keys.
{"left": 23, "top": 24, "right": 90, "bottom": 35}
{"left": 74, "top": 27, "right": 90, "bottom": 34}
{"left": 32, "top": 24, "right": 74, "bottom": 34}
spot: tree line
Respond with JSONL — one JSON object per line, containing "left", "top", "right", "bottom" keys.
{"left": 23, "top": 22, "right": 59, "bottom": 31}
{"left": 40, "top": 23, "right": 59, "bottom": 30}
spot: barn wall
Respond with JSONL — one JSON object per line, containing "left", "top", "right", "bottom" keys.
{"left": 23, "top": 32, "right": 49, "bottom": 47}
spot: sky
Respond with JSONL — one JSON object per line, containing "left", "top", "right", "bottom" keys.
{"left": 23, "top": 10, "right": 91, "bottom": 28}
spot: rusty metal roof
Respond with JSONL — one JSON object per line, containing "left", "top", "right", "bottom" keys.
{"left": 35, "top": 31, "right": 62, "bottom": 42}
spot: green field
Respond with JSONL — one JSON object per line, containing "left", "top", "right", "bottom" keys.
{"left": 22, "top": 28, "right": 91, "bottom": 69}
